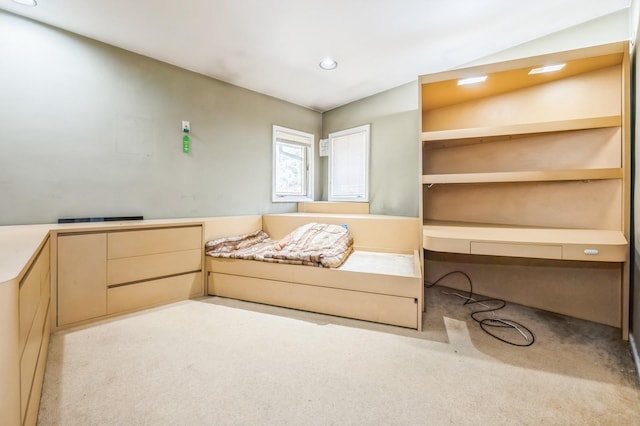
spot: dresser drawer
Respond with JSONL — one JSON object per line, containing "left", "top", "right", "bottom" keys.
{"left": 107, "top": 248, "right": 202, "bottom": 285}
{"left": 107, "top": 226, "right": 201, "bottom": 259}
{"left": 22, "top": 313, "right": 50, "bottom": 426}
{"left": 107, "top": 272, "right": 202, "bottom": 314}
{"left": 19, "top": 265, "right": 40, "bottom": 352}
{"left": 39, "top": 240, "right": 50, "bottom": 287}
{"left": 57, "top": 233, "right": 107, "bottom": 326}
{"left": 19, "top": 240, "right": 49, "bottom": 352}
{"left": 20, "top": 300, "right": 49, "bottom": 421}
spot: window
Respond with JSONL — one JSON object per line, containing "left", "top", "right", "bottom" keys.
{"left": 328, "top": 124, "right": 370, "bottom": 202}
{"left": 272, "top": 125, "right": 314, "bottom": 202}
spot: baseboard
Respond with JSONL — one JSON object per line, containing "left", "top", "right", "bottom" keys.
{"left": 630, "top": 334, "right": 640, "bottom": 384}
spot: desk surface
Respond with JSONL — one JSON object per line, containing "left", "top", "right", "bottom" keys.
{"left": 423, "top": 221, "right": 628, "bottom": 262}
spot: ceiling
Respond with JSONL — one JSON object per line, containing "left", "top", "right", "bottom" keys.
{"left": 0, "top": 0, "right": 631, "bottom": 112}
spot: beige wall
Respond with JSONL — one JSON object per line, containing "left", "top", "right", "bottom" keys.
{"left": 321, "top": 83, "right": 420, "bottom": 217}
{"left": 0, "top": 11, "right": 322, "bottom": 225}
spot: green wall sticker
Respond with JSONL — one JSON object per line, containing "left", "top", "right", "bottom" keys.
{"left": 182, "top": 135, "right": 190, "bottom": 153}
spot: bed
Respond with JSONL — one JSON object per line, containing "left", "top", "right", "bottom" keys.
{"left": 203, "top": 214, "right": 423, "bottom": 330}
{"left": 205, "top": 222, "right": 354, "bottom": 268}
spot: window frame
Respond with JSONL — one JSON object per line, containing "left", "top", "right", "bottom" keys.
{"left": 272, "top": 125, "right": 314, "bottom": 203}
{"left": 328, "top": 124, "right": 370, "bottom": 203}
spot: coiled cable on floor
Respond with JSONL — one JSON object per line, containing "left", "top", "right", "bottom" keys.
{"left": 425, "top": 270, "right": 535, "bottom": 347}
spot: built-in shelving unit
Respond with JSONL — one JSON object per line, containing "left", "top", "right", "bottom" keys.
{"left": 419, "top": 42, "right": 630, "bottom": 337}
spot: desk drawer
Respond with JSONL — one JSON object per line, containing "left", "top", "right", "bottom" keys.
{"left": 107, "top": 272, "right": 202, "bottom": 314}
{"left": 107, "top": 226, "right": 201, "bottom": 259}
{"left": 562, "top": 244, "right": 627, "bottom": 262}
{"left": 107, "top": 248, "right": 201, "bottom": 285}
{"left": 470, "top": 241, "right": 562, "bottom": 260}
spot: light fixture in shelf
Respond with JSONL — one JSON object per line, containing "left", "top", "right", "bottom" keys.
{"left": 457, "top": 76, "right": 487, "bottom": 86}
{"left": 11, "top": 0, "right": 37, "bottom": 5}
{"left": 528, "top": 64, "right": 566, "bottom": 74}
{"left": 319, "top": 57, "right": 338, "bottom": 70}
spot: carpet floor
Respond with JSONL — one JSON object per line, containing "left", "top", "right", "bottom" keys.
{"left": 38, "top": 286, "right": 640, "bottom": 425}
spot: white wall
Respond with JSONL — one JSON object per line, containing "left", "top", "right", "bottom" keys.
{"left": 459, "top": 9, "right": 629, "bottom": 67}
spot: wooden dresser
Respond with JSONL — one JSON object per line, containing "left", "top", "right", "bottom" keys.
{"left": 56, "top": 225, "right": 203, "bottom": 327}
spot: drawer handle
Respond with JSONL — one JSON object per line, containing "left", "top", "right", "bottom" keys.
{"left": 583, "top": 249, "right": 599, "bottom": 256}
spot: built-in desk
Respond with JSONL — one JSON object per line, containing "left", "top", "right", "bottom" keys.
{"left": 423, "top": 222, "right": 628, "bottom": 262}
{"left": 422, "top": 221, "right": 628, "bottom": 333}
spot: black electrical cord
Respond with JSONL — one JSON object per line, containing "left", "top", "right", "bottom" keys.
{"left": 425, "top": 270, "right": 535, "bottom": 347}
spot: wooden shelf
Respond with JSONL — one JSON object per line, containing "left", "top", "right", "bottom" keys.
{"left": 422, "top": 168, "right": 622, "bottom": 185}
{"left": 422, "top": 115, "right": 621, "bottom": 143}
{"left": 422, "top": 221, "right": 627, "bottom": 262}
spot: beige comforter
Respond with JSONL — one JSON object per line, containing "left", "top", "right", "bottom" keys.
{"left": 205, "top": 222, "right": 354, "bottom": 268}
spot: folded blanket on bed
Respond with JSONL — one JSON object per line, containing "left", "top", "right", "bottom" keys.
{"left": 205, "top": 223, "right": 354, "bottom": 268}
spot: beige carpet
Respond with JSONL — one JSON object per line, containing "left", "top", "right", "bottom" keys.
{"left": 38, "top": 287, "right": 640, "bottom": 425}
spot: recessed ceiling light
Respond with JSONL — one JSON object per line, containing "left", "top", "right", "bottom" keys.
{"left": 529, "top": 64, "right": 566, "bottom": 74}
{"left": 11, "top": 0, "right": 37, "bottom": 6}
{"left": 319, "top": 57, "right": 338, "bottom": 70}
{"left": 457, "top": 76, "right": 487, "bottom": 86}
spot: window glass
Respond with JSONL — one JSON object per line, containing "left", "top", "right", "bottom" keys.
{"left": 273, "top": 126, "right": 314, "bottom": 202}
